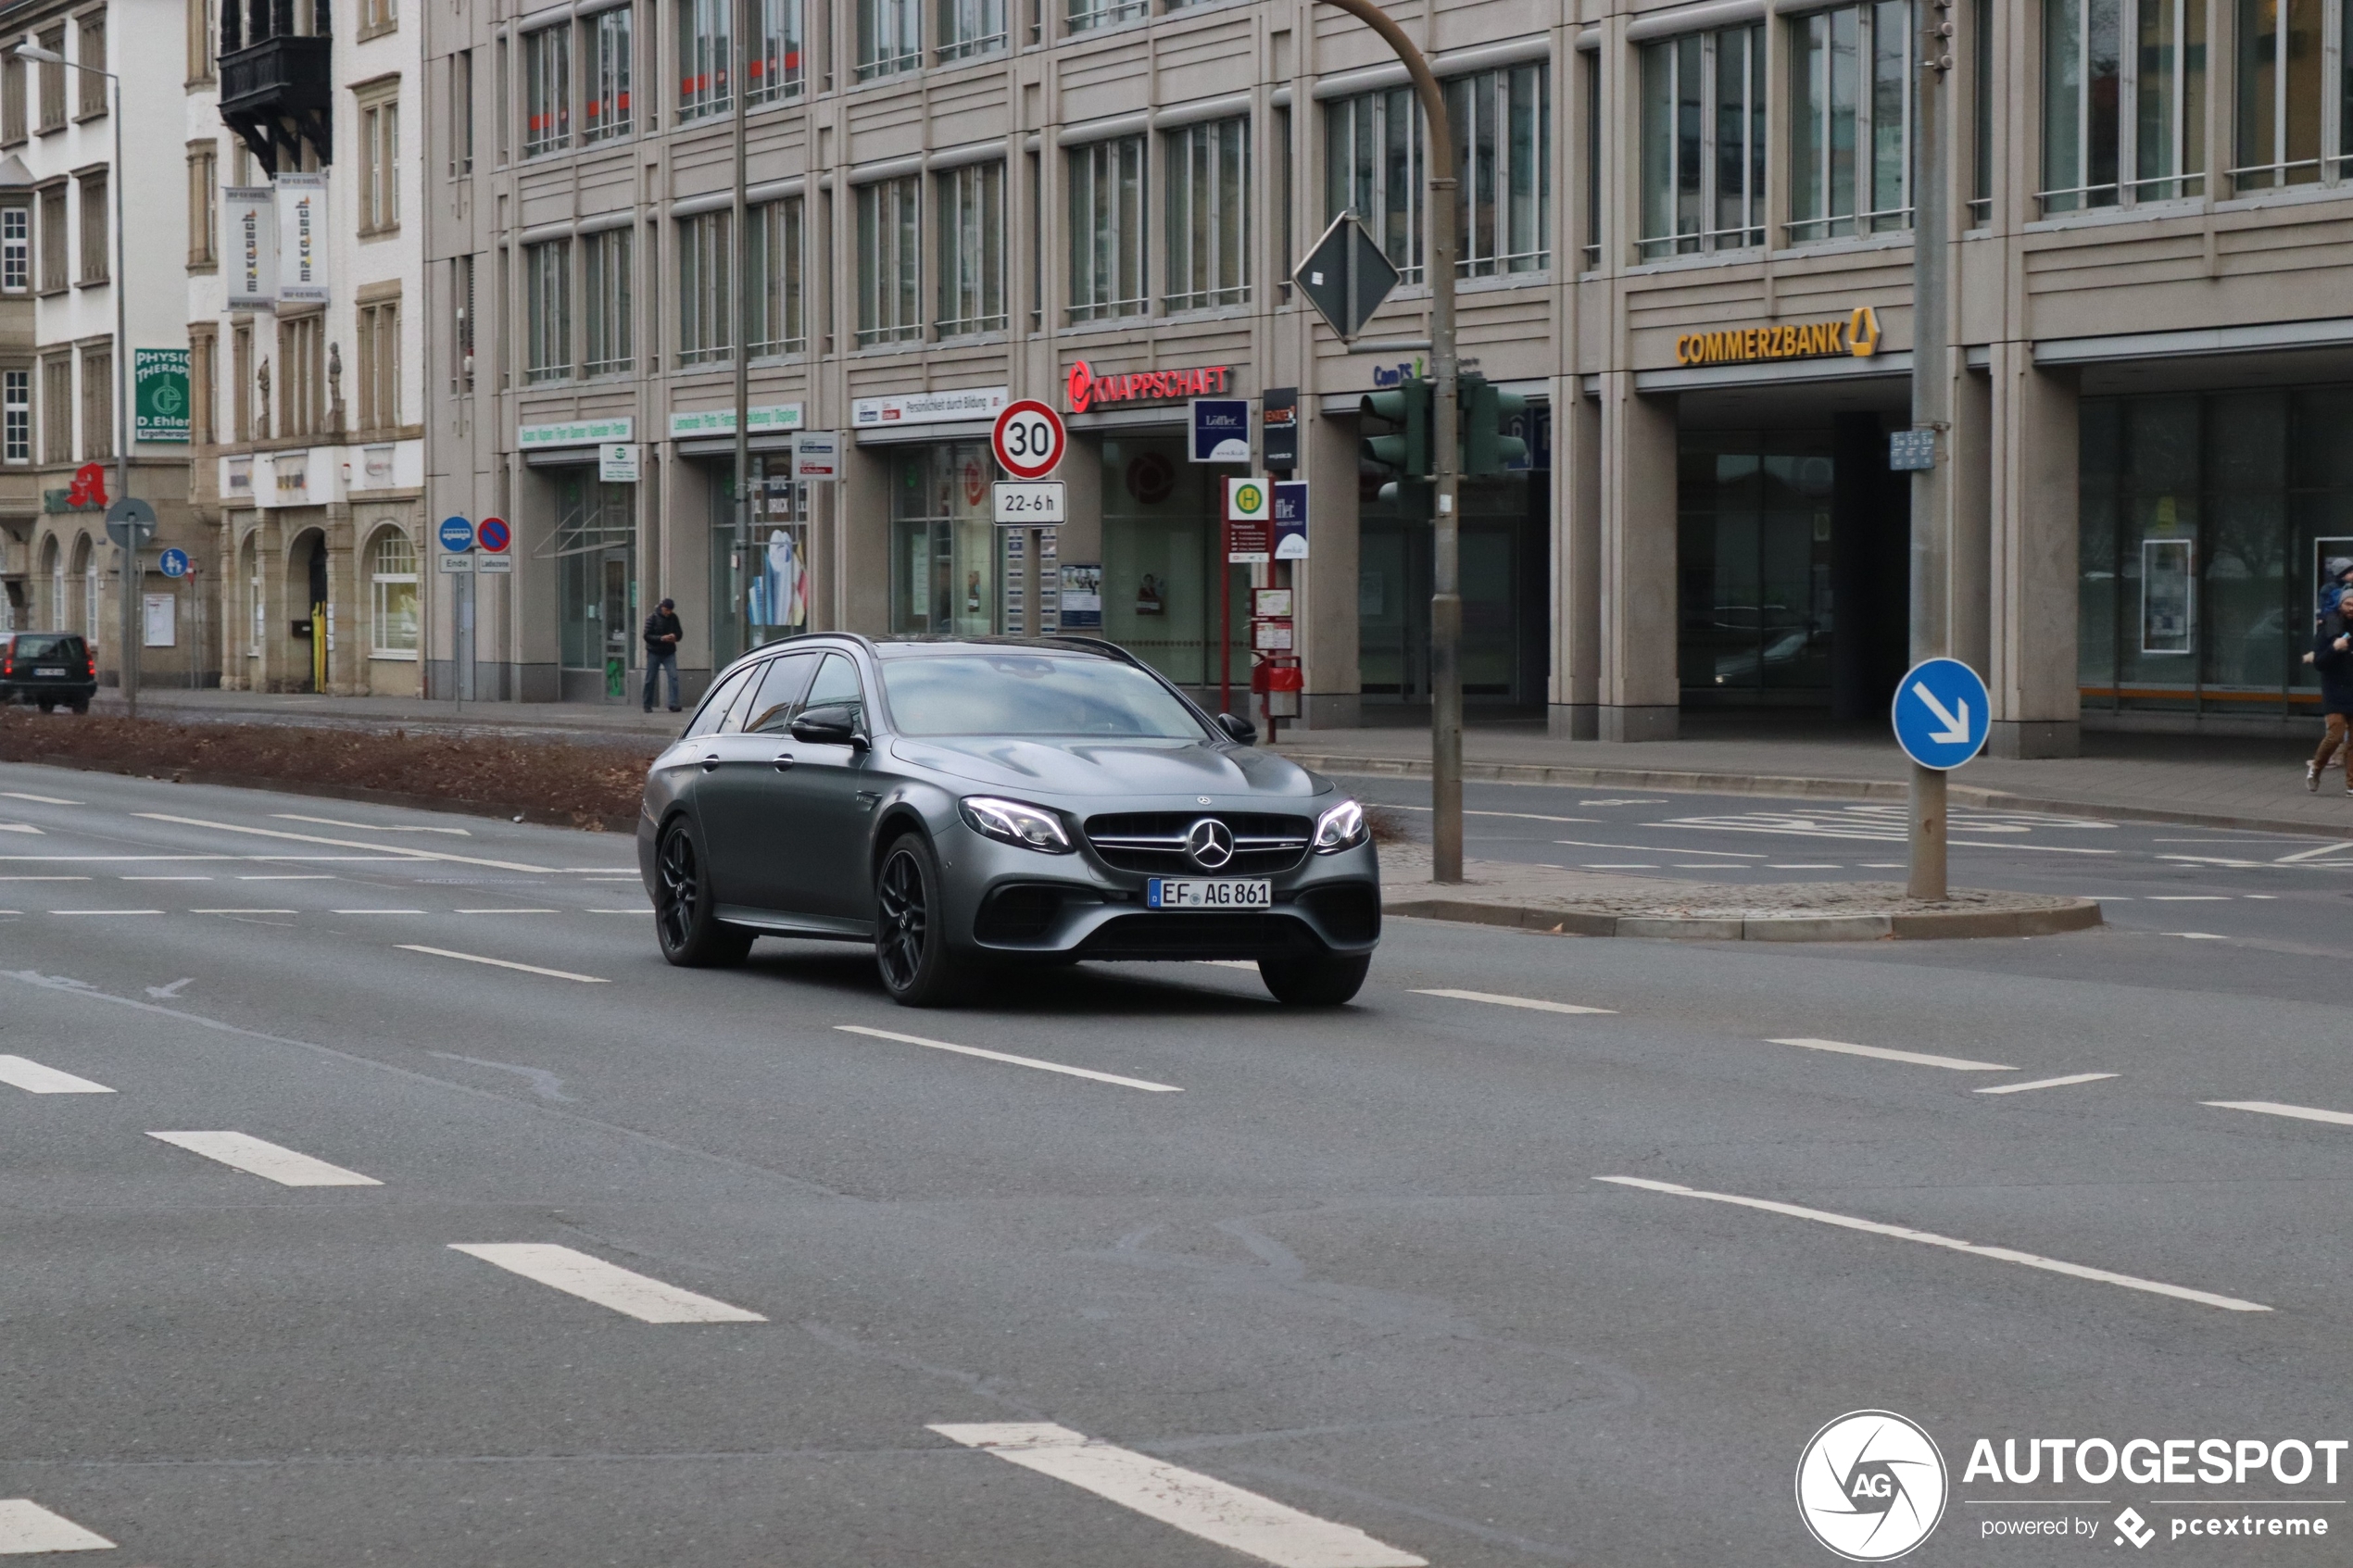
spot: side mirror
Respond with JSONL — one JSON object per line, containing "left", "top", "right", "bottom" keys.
{"left": 1214, "top": 710, "right": 1258, "bottom": 746}
{"left": 790, "top": 704, "right": 869, "bottom": 749}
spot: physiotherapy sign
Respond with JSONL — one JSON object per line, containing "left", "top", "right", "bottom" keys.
{"left": 133, "top": 350, "right": 191, "bottom": 444}
{"left": 1675, "top": 306, "right": 1881, "bottom": 368}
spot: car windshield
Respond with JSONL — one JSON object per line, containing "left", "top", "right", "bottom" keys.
{"left": 881, "top": 653, "right": 1210, "bottom": 739}
{"left": 12, "top": 635, "right": 75, "bottom": 659}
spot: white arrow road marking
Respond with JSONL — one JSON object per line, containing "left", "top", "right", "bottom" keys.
{"left": 144, "top": 979, "right": 195, "bottom": 999}
{"left": 449, "top": 1244, "right": 765, "bottom": 1323}
{"left": 1414, "top": 988, "right": 1617, "bottom": 1015}
{"left": 927, "top": 1424, "right": 1427, "bottom": 1568}
{"left": 837, "top": 1024, "right": 1182, "bottom": 1092}
{"left": 1595, "top": 1176, "right": 2270, "bottom": 1312}
{"left": 1766, "top": 1036, "right": 2016, "bottom": 1072}
{"left": 0, "top": 1499, "right": 114, "bottom": 1553}
{"left": 1909, "top": 681, "right": 1972, "bottom": 743}
{"left": 0, "top": 1056, "right": 114, "bottom": 1094}
{"left": 147, "top": 1132, "right": 382, "bottom": 1187}
{"left": 2204, "top": 1100, "right": 2353, "bottom": 1129}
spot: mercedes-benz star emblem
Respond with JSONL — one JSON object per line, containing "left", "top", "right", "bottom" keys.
{"left": 1184, "top": 818, "right": 1235, "bottom": 870}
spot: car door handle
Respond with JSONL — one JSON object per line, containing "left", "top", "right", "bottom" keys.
{"left": 699, "top": 753, "right": 722, "bottom": 772}
{"left": 771, "top": 752, "right": 795, "bottom": 771}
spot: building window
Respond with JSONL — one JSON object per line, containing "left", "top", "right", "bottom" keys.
{"left": 40, "top": 356, "right": 69, "bottom": 462}
{"left": 279, "top": 314, "right": 321, "bottom": 437}
{"left": 77, "top": 171, "right": 107, "bottom": 284}
{"left": 676, "top": 210, "right": 730, "bottom": 365}
{"left": 3, "top": 53, "right": 24, "bottom": 144}
{"left": 80, "top": 345, "right": 111, "bottom": 459}
{"left": 937, "top": 0, "right": 1004, "bottom": 62}
{"left": 583, "top": 228, "right": 631, "bottom": 375}
{"left": 369, "top": 529, "right": 420, "bottom": 657}
{"left": 1067, "top": 0, "right": 1145, "bottom": 32}
{"left": 1325, "top": 66, "right": 1550, "bottom": 281}
{"left": 585, "top": 6, "right": 631, "bottom": 140}
{"left": 1970, "top": 0, "right": 1992, "bottom": 224}
{"left": 361, "top": 0, "right": 396, "bottom": 35}
{"left": 3, "top": 370, "right": 26, "bottom": 463}
{"left": 858, "top": 0, "right": 920, "bottom": 79}
{"left": 34, "top": 27, "right": 63, "bottom": 133}
{"left": 857, "top": 175, "right": 922, "bottom": 343}
{"left": 677, "top": 0, "right": 730, "bottom": 120}
{"left": 1327, "top": 88, "right": 1423, "bottom": 279}
{"left": 2043, "top": 0, "right": 2205, "bottom": 211}
{"left": 455, "top": 49, "right": 473, "bottom": 172}
{"left": 751, "top": 0, "right": 805, "bottom": 102}
{"left": 748, "top": 195, "right": 804, "bottom": 355}
{"left": 525, "top": 239, "right": 571, "bottom": 383}
{"left": 360, "top": 96, "right": 399, "bottom": 232}
{"left": 524, "top": 24, "right": 570, "bottom": 156}
{"left": 190, "top": 327, "right": 215, "bottom": 445}
{"left": 1791, "top": 0, "right": 1914, "bottom": 242}
{"left": 1638, "top": 26, "right": 1766, "bottom": 258}
{"left": 1, "top": 207, "right": 25, "bottom": 291}
{"left": 74, "top": 13, "right": 104, "bottom": 119}
{"left": 357, "top": 297, "right": 399, "bottom": 430}
{"left": 1163, "top": 118, "right": 1248, "bottom": 310}
{"left": 36, "top": 184, "right": 63, "bottom": 293}
{"left": 186, "top": 147, "right": 217, "bottom": 266}
{"left": 1583, "top": 50, "right": 1602, "bottom": 267}
{"left": 936, "top": 162, "right": 1004, "bottom": 335}
{"left": 1067, "top": 134, "right": 1145, "bottom": 320}
{"left": 453, "top": 253, "right": 475, "bottom": 387}
{"left": 2234, "top": 0, "right": 2322, "bottom": 189}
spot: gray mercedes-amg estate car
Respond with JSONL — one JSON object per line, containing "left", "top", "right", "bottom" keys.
{"left": 636, "top": 634, "right": 1380, "bottom": 1007}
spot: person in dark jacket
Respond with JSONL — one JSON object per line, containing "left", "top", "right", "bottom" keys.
{"left": 642, "top": 599, "right": 683, "bottom": 713}
{"left": 2309, "top": 608, "right": 2353, "bottom": 793}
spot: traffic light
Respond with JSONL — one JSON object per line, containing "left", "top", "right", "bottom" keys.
{"left": 1461, "top": 373, "right": 1529, "bottom": 477}
{"left": 1360, "top": 377, "right": 1434, "bottom": 519}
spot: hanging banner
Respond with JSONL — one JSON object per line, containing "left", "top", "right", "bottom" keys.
{"left": 1272, "top": 479, "right": 1309, "bottom": 560}
{"left": 274, "top": 173, "right": 328, "bottom": 305}
{"left": 133, "top": 350, "right": 191, "bottom": 444}
{"left": 225, "top": 186, "right": 276, "bottom": 309}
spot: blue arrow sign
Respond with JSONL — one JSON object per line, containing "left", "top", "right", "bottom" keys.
{"left": 157, "top": 547, "right": 190, "bottom": 579}
{"left": 1891, "top": 657, "right": 1990, "bottom": 770}
{"left": 438, "top": 515, "right": 475, "bottom": 553}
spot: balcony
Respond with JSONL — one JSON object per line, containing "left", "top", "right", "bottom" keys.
{"left": 219, "top": 33, "right": 333, "bottom": 175}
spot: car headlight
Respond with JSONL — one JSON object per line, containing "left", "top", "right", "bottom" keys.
{"left": 1313, "top": 798, "right": 1368, "bottom": 852}
{"left": 960, "top": 796, "right": 1076, "bottom": 854}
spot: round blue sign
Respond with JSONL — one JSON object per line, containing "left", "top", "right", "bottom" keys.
{"left": 438, "top": 515, "right": 475, "bottom": 553}
{"left": 1891, "top": 657, "right": 1991, "bottom": 771}
{"left": 157, "top": 547, "right": 190, "bottom": 579}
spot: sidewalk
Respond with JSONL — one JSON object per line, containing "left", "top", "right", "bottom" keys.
{"left": 1273, "top": 715, "right": 2353, "bottom": 838}
{"left": 92, "top": 688, "right": 682, "bottom": 747}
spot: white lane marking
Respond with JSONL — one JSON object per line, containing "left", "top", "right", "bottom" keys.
{"left": 333, "top": 908, "right": 427, "bottom": 915}
{"left": 239, "top": 874, "right": 335, "bottom": 881}
{"left": 448, "top": 1244, "right": 765, "bottom": 1323}
{"left": 132, "top": 814, "right": 561, "bottom": 874}
{"left": 274, "top": 813, "right": 473, "bottom": 835}
{"left": 0, "top": 792, "right": 81, "bottom": 805}
{"left": 1554, "top": 838, "right": 1768, "bottom": 858}
{"left": 2246, "top": 894, "right": 2279, "bottom": 899}
{"left": 396, "top": 945, "right": 609, "bottom": 983}
{"left": 1949, "top": 841, "right": 2116, "bottom": 855}
{"left": 2166, "top": 932, "right": 2230, "bottom": 940}
{"left": 46, "top": 909, "right": 163, "bottom": 916}
{"left": 0, "top": 876, "right": 88, "bottom": 882}
{"left": 2160, "top": 854, "right": 2269, "bottom": 868}
{"left": 1975, "top": 1073, "right": 2118, "bottom": 1096}
{"left": 2204, "top": 1099, "right": 2353, "bottom": 1129}
{"left": 1766, "top": 1036, "right": 2016, "bottom": 1073}
{"left": 2146, "top": 895, "right": 2229, "bottom": 901}
{"left": 454, "top": 908, "right": 560, "bottom": 914}
{"left": 1583, "top": 862, "right": 1658, "bottom": 869}
{"left": 1674, "top": 862, "right": 1751, "bottom": 869}
{"left": 2275, "top": 840, "right": 2353, "bottom": 863}
{"left": 927, "top": 1424, "right": 1426, "bottom": 1568}
{"left": 0, "top": 823, "right": 42, "bottom": 835}
{"left": 1374, "top": 803, "right": 1601, "bottom": 825}
{"left": 1860, "top": 862, "right": 1907, "bottom": 868}
{"left": 0, "top": 1498, "right": 115, "bottom": 1552}
{"left": 835, "top": 1024, "right": 1182, "bottom": 1093}
{"left": 190, "top": 909, "right": 296, "bottom": 915}
{"left": 587, "top": 909, "right": 649, "bottom": 914}
{"left": 147, "top": 1131, "right": 383, "bottom": 1187}
{"left": 1415, "top": 987, "right": 1617, "bottom": 1015}
{"left": 0, "top": 1055, "right": 114, "bottom": 1094}
{"left": 1594, "top": 1175, "right": 2270, "bottom": 1312}
{"left": 120, "top": 876, "right": 210, "bottom": 882}
{"left": 1768, "top": 863, "right": 1843, "bottom": 870}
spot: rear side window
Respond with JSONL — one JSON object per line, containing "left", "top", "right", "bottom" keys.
{"left": 683, "top": 665, "right": 757, "bottom": 738}
{"left": 744, "top": 651, "right": 819, "bottom": 734}
{"left": 802, "top": 653, "right": 866, "bottom": 731}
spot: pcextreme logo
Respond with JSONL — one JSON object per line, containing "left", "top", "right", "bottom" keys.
{"left": 1796, "top": 1411, "right": 1949, "bottom": 1562}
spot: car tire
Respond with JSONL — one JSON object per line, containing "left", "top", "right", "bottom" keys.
{"left": 36, "top": 699, "right": 54, "bottom": 713}
{"left": 68, "top": 697, "right": 87, "bottom": 715}
{"left": 653, "top": 819, "right": 753, "bottom": 968}
{"left": 1259, "top": 951, "right": 1371, "bottom": 1007}
{"left": 875, "top": 832, "right": 971, "bottom": 1007}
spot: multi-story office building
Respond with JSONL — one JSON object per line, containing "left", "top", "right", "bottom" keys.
{"left": 409, "top": 0, "right": 2353, "bottom": 746}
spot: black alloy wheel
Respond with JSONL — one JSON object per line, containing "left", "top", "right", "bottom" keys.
{"left": 655, "top": 820, "right": 752, "bottom": 968}
{"left": 875, "top": 834, "right": 969, "bottom": 1007}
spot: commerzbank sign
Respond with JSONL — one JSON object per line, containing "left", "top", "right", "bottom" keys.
{"left": 1674, "top": 306, "right": 1882, "bottom": 367}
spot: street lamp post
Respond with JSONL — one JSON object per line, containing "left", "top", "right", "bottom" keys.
{"left": 17, "top": 39, "right": 131, "bottom": 717}
{"left": 1907, "top": 3, "right": 1956, "bottom": 899}
{"left": 1310, "top": 0, "right": 1464, "bottom": 883}
{"left": 731, "top": 0, "right": 751, "bottom": 659}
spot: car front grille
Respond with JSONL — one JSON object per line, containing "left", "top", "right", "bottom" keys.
{"left": 1082, "top": 811, "right": 1314, "bottom": 877}
{"left": 1077, "top": 911, "right": 1326, "bottom": 961}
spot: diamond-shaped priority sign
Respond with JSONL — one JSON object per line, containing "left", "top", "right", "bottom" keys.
{"left": 1292, "top": 212, "right": 1401, "bottom": 342}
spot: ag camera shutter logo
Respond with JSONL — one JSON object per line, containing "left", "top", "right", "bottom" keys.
{"left": 1796, "top": 1411, "right": 1948, "bottom": 1561}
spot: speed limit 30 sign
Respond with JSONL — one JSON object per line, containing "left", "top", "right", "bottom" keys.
{"left": 991, "top": 399, "right": 1066, "bottom": 481}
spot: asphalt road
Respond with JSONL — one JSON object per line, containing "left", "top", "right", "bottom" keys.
{"left": 4, "top": 761, "right": 2351, "bottom": 1566}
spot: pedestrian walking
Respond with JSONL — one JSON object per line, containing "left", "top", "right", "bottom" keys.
{"left": 2309, "top": 585, "right": 2353, "bottom": 794}
{"left": 643, "top": 598, "right": 683, "bottom": 713}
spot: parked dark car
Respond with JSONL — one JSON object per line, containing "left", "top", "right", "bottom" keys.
{"left": 0, "top": 632, "right": 95, "bottom": 713}
{"left": 637, "top": 634, "right": 1380, "bottom": 1007}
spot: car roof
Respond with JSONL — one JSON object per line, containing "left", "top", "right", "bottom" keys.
{"left": 6, "top": 630, "right": 79, "bottom": 639}
{"left": 868, "top": 635, "right": 1128, "bottom": 660}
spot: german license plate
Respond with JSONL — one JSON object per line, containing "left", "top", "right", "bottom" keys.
{"left": 1147, "top": 878, "right": 1270, "bottom": 910}
{"left": 33, "top": 667, "right": 64, "bottom": 677}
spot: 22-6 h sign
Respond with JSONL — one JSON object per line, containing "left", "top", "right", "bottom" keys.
{"left": 992, "top": 399, "right": 1066, "bottom": 481}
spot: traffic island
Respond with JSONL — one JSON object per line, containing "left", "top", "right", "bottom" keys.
{"left": 1377, "top": 847, "right": 2100, "bottom": 942}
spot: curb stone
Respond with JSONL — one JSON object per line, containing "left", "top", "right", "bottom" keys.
{"left": 1383, "top": 896, "right": 2103, "bottom": 942}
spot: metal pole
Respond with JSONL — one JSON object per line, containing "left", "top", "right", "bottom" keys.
{"left": 1312, "top": 0, "right": 1460, "bottom": 882}
{"left": 731, "top": 0, "right": 751, "bottom": 659}
{"left": 1907, "top": 3, "right": 1955, "bottom": 900}
{"left": 111, "top": 72, "right": 133, "bottom": 719}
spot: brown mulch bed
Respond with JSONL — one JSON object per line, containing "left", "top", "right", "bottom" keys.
{"left": 0, "top": 708, "right": 658, "bottom": 831}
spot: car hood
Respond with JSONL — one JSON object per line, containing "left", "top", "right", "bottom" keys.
{"left": 885, "top": 734, "right": 1321, "bottom": 799}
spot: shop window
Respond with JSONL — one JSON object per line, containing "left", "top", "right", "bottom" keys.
{"left": 584, "top": 6, "right": 631, "bottom": 142}
{"left": 857, "top": 175, "right": 922, "bottom": 345}
{"left": 708, "top": 455, "right": 807, "bottom": 659}
{"left": 889, "top": 443, "right": 1000, "bottom": 637}
{"left": 525, "top": 238, "right": 571, "bottom": 383}
{"left": 2042, "top": 0, "right": 2205, "bottom": 212}
{"left": 1164, "top": 118, "right": 1248, "bottom": 310}
{"left": 1638, "top": 25, "right": 1766, "bottom": 259}
{"left": 1790, "top": 1, "right": 1912, "bottom": 242}
{"left": 1674, "top": 436, "right": 1837, "bottom": 706}
{"left": 1097, "top": 437, "right": 1250, "bottom": 690}
{"left": 1324, "top": 66, "right": 1550, "bottom": 282}
{"left": 2233, "top": 0, "right": 2322, "bottom": 189}
{"left": 858, "top": 0, "right": 920, "bottom": 80}
{"left": 678, "top": 210, "right": 731, "bottom": 365}
{"left": 748, "top": 196, "right": 804, "bottom": 355}
{"left": 523, "top": 23, "right": 570, "bottom": 157}
{"left": 1067, "top": 135, "right": 1146, "bottom": 320}
{"left": 678, "top": 0, "right": 730, "bottom": 119}
{"left": 936, "top": 161, "right": 1004, "bottom": 337}
{"left": 937, "top": 0, "right": 1003, "bottom": 62}
{"left": 554, "top": 474, "right": 636, "bottom": 679}
{"left": 369, "top": 529, "right": 420, "bottom": 658}
{"left": 584, "top": 228, "right": 632, "bottom": 376}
